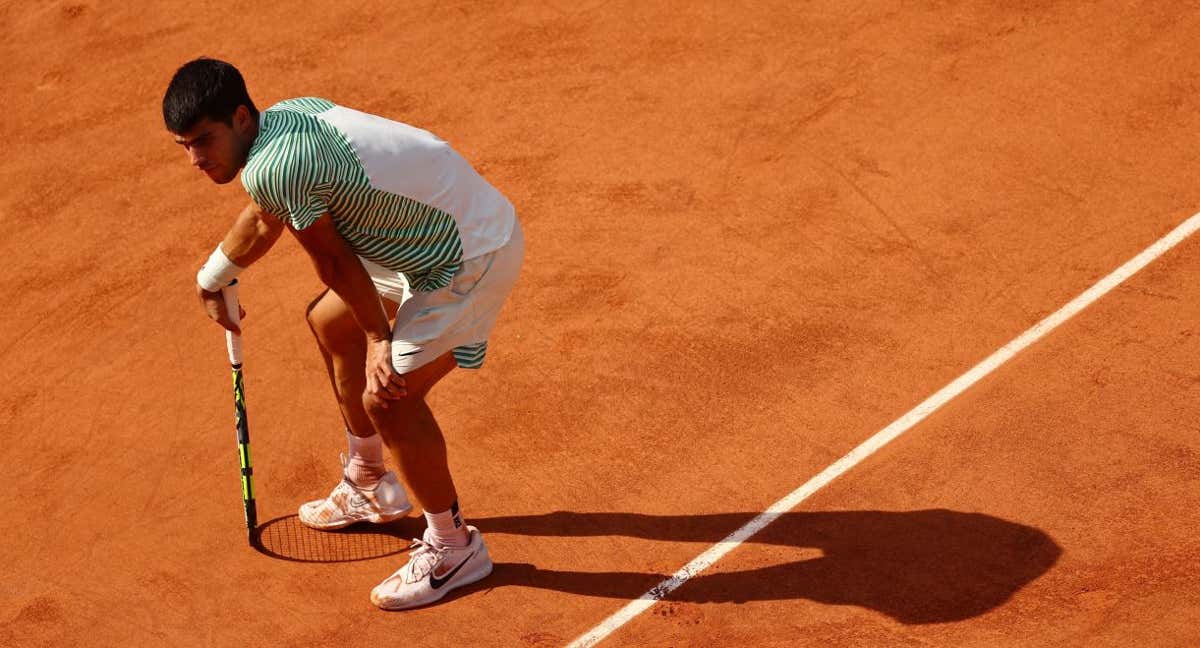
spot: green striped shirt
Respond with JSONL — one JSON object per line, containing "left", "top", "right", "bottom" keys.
{"left": 240, "top": 97, "right": 517, "bottom": 368}
{"left": 242, "top": 97, "right": 511, "bottom": 292}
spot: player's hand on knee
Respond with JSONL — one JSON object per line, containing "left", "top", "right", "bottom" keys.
{"left": 197, "top": 286, "right": 246, "bottom": 333}
{"left": 365, "top": 339, "right": 406, "bottom": 408}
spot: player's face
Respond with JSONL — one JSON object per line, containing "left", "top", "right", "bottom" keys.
{"left": 171, "top": 106, "right": 255, "bottom": 185}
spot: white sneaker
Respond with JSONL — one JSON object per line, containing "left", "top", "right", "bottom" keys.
{"left": 297, "top": 455, "right": 413, "bottom": 530}
{"left": 370, "top": 526, "right": 494, "bottom": 610}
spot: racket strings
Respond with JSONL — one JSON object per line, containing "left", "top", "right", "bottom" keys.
{"left": 253, "top": 515, "right": 415, "bottom": 563}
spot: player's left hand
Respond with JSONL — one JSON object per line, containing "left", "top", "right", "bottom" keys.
{"left": 365, "top": 338, "right": 406, "bottom": 408}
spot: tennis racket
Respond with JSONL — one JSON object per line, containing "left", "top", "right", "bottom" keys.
{"left": 220, "top": 279, "right": 258, "bottom": 544}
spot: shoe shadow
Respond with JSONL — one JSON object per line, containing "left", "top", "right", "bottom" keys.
{"left": 470, "top": 509, "right": 1061, "bottom": 624}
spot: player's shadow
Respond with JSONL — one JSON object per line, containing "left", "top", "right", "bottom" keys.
{"left": 471, "top": 509, "right": 1061, "bottom": 624}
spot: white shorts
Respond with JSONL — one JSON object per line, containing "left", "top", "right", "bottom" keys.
{"left": 360, "top": 219, "right": 524, "bottom": 374}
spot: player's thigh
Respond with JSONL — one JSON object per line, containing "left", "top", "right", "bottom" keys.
{"left": 306, "top": 289, "right": 400, "bottom": 342}
{"left": 400, "top": 350, "right": 457, "bottom": 399}
{"left": 306, "top": 290, "right": 354, "bottom": 341}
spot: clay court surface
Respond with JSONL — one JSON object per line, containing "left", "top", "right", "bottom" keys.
{"left": 4, "top": 1, "right": 1200, "bottom": 646}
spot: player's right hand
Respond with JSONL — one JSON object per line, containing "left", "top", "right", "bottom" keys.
{"left": 364, "top": 338, "right": 406, "bottom": 409}
{"left": 197, "top": 285, "right": 246, "bottom": 333}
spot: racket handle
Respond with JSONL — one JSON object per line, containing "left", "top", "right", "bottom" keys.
{"left": 220, "top": 279, "right": 243, "bottom": 366}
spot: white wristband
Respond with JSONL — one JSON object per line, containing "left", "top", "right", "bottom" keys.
{"left": 196, "top": 244, "right": 244, "bottom": 292}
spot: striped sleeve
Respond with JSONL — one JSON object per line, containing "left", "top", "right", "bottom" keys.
{"left": 242, "top": 132, "right": 331, "bottom": 230}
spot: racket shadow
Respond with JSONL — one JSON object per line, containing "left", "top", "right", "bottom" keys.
{"left": 251, "top": 514, "right": 424, "bottom": 563}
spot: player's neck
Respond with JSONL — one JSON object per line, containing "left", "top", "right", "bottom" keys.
{"left": 237, "top": 118, "right": 261, "bottom": 170}
{"left": 245, "top": 116, "right": 260, "bottom": 147}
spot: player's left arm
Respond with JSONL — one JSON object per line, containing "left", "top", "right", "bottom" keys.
{"left": 196, "top": 203, "right": 285, "bottom": 332}
{"left": 287, "top": 213, "right": 407, "bottom": 403}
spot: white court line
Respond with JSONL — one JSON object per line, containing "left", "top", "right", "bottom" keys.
{"left": 567, "top": 212, "right": 1200, "bottom": 648}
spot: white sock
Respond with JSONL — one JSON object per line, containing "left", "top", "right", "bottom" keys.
{"left": 345, "top": 430, "right": 386, "bottom": 488}
{"left": 424, "top": 500, "right": 469, "bottom": 548}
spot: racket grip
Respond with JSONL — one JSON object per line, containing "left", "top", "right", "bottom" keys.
{"left": 220, "top": 280, "right": 243, "bottom": 366}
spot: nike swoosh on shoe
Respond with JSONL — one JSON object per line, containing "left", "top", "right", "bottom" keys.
{"left": 429, "top": 551, "right": 476, "bottom": 590}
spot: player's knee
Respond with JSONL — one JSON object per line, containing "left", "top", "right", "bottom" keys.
{"left": 304, "top": 293, "right": 327, "bottom": 327}
{"left": 305, "top": 302, "right": 330, "bottom": 338}
{"left": 306, "top": 306, "right": 357, "bottom": 347}
{"left": 361, "top": 389, "right": 421, "bottom": 424}
{"left": 363, "top": 394, "right": 434, "bottom": 448}
{"left": 362, "top": 390, "right": 389, "bottom": 421}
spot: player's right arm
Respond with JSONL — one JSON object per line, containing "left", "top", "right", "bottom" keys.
{"left": 197, "top": 203, "right": 285, "bottom": 332}
{"left": 220, "top": 202, "right": 285, "bottom": 267}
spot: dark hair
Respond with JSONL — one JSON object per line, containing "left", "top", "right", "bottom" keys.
{"left": 162, "top": 58, "right": 258, "bottom": 133}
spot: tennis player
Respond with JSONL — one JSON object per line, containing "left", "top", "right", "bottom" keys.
{"left": 163, "top": 58, "right": 522, "bottom": 610}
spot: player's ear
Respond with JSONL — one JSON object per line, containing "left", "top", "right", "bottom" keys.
{"left": 234, "top": 104, "right": 252, "bottom": 131}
